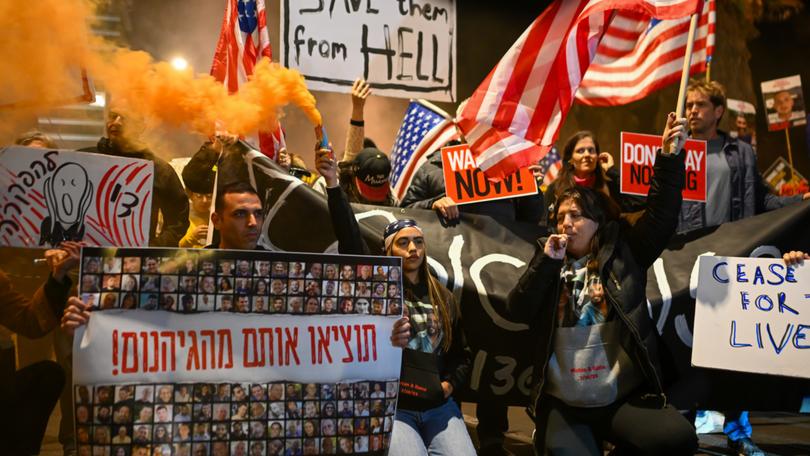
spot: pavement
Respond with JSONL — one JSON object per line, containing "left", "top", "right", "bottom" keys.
{"left": 37, "top": 402, "right": 810, "bottom": 455}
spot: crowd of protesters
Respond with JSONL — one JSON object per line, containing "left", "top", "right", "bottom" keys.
{"left": 3, "top": 76, "right": 809, "bottom": 456}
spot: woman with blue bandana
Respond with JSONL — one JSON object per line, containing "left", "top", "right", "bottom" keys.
{"left": 316, "top": 145, "right": 475, "bottom": 456}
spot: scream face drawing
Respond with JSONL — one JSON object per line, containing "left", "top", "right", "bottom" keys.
{"left": 41, "top": 162, "right": 94, "bottom": 246}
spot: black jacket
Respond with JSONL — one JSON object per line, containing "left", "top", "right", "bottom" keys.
{"left": 400, "top": 150, "right": 545, "bottom": 223}
{"left": 507, "top": 151, "right": 685, "bottom": 417}
{"left": 80, "top": 139, "right": 190, "bottom": 247}
{"left": 325, "top": 185, "right": 472, "bottom": 406}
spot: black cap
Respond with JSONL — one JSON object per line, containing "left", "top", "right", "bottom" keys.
{"left": 353, "top": 148, "right": 391, "bottom": 202}
{"left": 182, "top": 143, "right": 218, "bottom": 194}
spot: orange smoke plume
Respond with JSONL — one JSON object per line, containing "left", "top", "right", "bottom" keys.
{"left": 0, "top": 0, "right": 321, "bottom": 142}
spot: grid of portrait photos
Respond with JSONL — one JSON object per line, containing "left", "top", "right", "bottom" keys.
{"left": 75, "top": 248, "right": 404, "bottom": 455}
{"left": 74, "top": 380, "right": 398, "bottom": 456}
{"left": 78, "top": 248, "right": 403, "bottom": 316}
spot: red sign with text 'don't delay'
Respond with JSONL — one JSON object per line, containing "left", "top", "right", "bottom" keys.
{"left": 441, "top": 144, "right": 538, "bottom": 205}
{"left": 620, "top": 132, "right": 707, "bottom": 202}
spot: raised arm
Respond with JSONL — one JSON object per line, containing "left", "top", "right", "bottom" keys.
{"left": 342, "top": 78, "right": 371, "bottom": 164}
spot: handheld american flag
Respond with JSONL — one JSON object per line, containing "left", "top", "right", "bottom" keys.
{"left": 576, "top": 0, "right": 714, "bottom": 106}
{"left": 457, "top": 0, "right": 702, "bottom": 180}
{"left": 537, "top": 146, "right": 562, "bottom": 187}
{"left": 210, "top": 0, "right": 284, "bottom": 159}
{"left": 389, "top": 100, "right": 460, "bottom": 201}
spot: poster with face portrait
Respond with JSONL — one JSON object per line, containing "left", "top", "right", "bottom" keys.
{"left": 724, "top": 99, "right": 757, "bottom": 149}
{"left": 74, "top": 247, "right": 403, "bottom": 456}
{"left": 761, "top": 75, "right": 807, "bottom": 131}
{"left": 0, "top": 147, "right": 154, "bottom": 248}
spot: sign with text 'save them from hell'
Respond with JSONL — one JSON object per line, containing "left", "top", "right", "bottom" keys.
{"left": 441, "top": 144, "right": 538, "bottom": 205}
{"left": 281, "top": 0, "right": 456, "bottom": 102}
{"left": 693, "top": 256, "right": 810, "bottom": 379}
{"left": 620, "top": 132, "right": 707, "bottom": 202}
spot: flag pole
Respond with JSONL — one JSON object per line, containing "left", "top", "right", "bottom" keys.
{"left": 671, "top": 12, "right": 700, "bottom": 153}
{"left": 785, "top": 128, "right": 794, "bottom": 175}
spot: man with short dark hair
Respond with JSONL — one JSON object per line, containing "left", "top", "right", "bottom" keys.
{"left": 210, "top": 182, "right": 265, "bottom": 250}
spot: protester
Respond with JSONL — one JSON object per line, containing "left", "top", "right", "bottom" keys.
{"left": 316, "top": 145, "right": 476, "bottom": 455}
{"left": 79, "top": 107, "right": 189, "bottom": 246}
{"left": 679, "top": 79, "right": 809, "bottom": 234}
{"left": 506, "top": 114, "right": 698, "bottom": 455}
{"left": 209, "top": 182, "right": 266, "bottom": 251}
{"left": 180, "top": 141, "right": 218, "bottom": 248}
{"left": 14, "top": 130, "right": 58, "bottom": 149}
{"left": 0, "top": 241, "right": 81, "bottom": 455}
{"left": 680, "top": 79, "right": 810, "bottom": 456}
{"left": 543, "top": 131, "right": 645, "bottom": 226}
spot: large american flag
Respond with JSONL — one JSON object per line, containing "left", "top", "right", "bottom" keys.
{"left": 210, "top": 0, "right": 283, "bottom": 159}
{"left": 576, "top": 0, "right": 714, "bottom": 106}
{"left": 389, "top": 101, "right": 460, "bottom": 201}
{"left": 457, "top": 0, "right": 702, "bottom": 180}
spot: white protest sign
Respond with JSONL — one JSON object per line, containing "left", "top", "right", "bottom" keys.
{"left": 0, "top": 147, "right": 153, "bottom": 248}
{"left": 74, "top": 310, "right": 402, "bottom": 385}
{"left": 693, "top": 256, "right": 810, "bottom": 379}
{"left": 281, "top": 0, "right": 457, "bottom": 102}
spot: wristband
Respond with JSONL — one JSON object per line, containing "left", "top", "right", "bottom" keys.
{"left": 350, "top": 119, "right": 365, "bottom": 127}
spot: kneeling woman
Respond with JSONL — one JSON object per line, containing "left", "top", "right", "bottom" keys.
{"left": 508, "top": 114, "right": 697, "bottom": 455}
{"left": 315, "top": 147, "right": 475, "bottom": 456}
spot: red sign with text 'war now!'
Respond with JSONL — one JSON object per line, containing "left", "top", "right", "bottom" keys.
{"left": 620, "top": 132, "right": 707, "bottom": 202}
{"left": 441, "top": 144, "right": 538, "bottom": 205}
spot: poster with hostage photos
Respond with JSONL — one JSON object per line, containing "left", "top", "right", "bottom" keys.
{"left": 74, "top": 247, "right": 404, "bottom": 455}
{"left": 761, "top": 75, "right": 807, "bottom": 131}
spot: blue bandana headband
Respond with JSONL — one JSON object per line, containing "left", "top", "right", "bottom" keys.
{"left": 383, "top": 219, "right": 423, "bottom": 252}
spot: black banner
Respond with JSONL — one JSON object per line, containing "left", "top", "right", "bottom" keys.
{"left": 225, "top": 142, "right": 810, "bottom": 410}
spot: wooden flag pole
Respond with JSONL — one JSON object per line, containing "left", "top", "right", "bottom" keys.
{"left": 671, "top": 12, "right": 700, "bottom": 153}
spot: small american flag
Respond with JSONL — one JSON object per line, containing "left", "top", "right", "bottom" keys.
{"left": 538, "top": 147, "right": 563, "bottom": 187}
{"left": 576, "top": 0, "right": 714, "bottom": 106}
{"left": 210, "top": 0, "right": 283, "bottom": 159}
{"left": 457, "top": 0, "right": 702, "bottom": 180}
{"left": 390, "top": 100, "right": 460, "bottom": 201}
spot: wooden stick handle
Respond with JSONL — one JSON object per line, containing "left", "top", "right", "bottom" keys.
{"left": 671, "top": 13, "right": 700, "bottom": 154}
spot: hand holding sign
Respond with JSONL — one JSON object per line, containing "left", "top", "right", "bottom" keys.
{"left": 431, "top": 196, "right": 459, "bottom": 221}
{"left": 783, "top": 250, "right": 809, "bottom": 266}
{"left": 47, "top": 240, "right": 82, "bottom": 282}
{"left": 61, "top": 295, "right": 92, "bottom": 336}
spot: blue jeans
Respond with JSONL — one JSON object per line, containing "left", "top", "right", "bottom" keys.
{"left": 389, "top": 398, "right": 476, "bottom": 456}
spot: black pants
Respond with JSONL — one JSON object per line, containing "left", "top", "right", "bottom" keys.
{"left": 476, "top": 400, "right": 509, "bottom": 449}
{"left": 533, "top": 392, "right": 698, "bottom": 456}
{"left": 0, "top": 360, "right": 66, "bottom": 455}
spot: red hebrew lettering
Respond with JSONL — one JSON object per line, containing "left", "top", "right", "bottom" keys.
{"left": 112, "top": 329, "right": 119, "bottom": 376}
{"left": 362, "top": 324, "right": 377, "bottom": 361}
{"left": 354, "top": 325, "right": 367, "bottom": 362}
{"left": 159, "top": 331, "right": 177, "bottom": 372}
{"left": 148, "top": 332, "right": 159, "bottom": 373}
{"left": 308, "top": 327, "right": 317, "bottom": 364}
{"left": 340, "top": 325, "right": 354, "bottom": 363}
{"left": 284, "top": 328, "right": 300, "bottom": 366}
{"left": 243, "top": 328, "right": 265, "bottom": 368}
{"left": 186, "top": 331, "right": 200, "bottom": 371}
{"left": 121, "top": 331, "right": 138, "bottom": 374}
{"left": 318, "top": 326, "right": 334, "bottom": 364}
{"left": 201, "top": 330, "right": 216, "bottom": 370}
{"left": 217, "top": 329, "right": 233, "bottom": 369}
{"left": 259, "top": 328, "right": 275, "bottom": 366}
{"left": 140, "top": 331, "right": 149, "bottom": 372}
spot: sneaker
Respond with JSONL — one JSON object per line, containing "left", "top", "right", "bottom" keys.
{"left": 728, "top": 437, "right": 765, "bottom": 456}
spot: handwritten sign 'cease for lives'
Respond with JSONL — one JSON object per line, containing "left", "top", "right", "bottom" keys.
{"left": 0, "top": 147, "right": 153, "bottom": 248}
{"left": 620, "top": 132, "right": 707, "bottom": 202}
{"left": 441, "top": 145, "right": 538, "bottom": 205}
{"left": 693, "top": 256, "right": 810, "bottom": 379}
{"left": 281, "top": 0, "right": 456, "bottom": 102}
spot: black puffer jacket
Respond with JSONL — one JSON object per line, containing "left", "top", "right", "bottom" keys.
{"left": 507, "top": 151, "right": 685, "bottom": 418}
{"left": 80, "top": 138, "right": 190, "bottom": 247}
{"left": 400, "top": 150, "right": 545, "bottom": 223}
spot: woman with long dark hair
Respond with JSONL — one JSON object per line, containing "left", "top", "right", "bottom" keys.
{"left": 543, "top": 131, "right": 643, "bottom": 226}
{"left": 315, "top": 145, "right": 474, "bottom": 455}
{"left": 510, "top": 115, "right": 697, "bottom": 455}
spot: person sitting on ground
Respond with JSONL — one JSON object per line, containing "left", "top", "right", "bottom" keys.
{"left": 0, "top": 241, "right": 81, "bottom": 455}
{"left": 507, "top": 114, "right": 698, "bottom": 455}
{"left": 316, "top": 143, "right": 475, "bottom": 455}
{"left": 79, "top": 105, "right": 189, "bottom": 246}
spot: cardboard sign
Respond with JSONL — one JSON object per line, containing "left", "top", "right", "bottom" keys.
{"left": 764, "top": 157, "right": 809, "bottom": 196}
{"left": 693, "top": 256, "right": 810, "bottom": 379}
{"left": 280, "top": 0, "right": 456, "bottom": 102}
{"left": 620, "top": 132, "right": 707, "bottom": 202}
{"left": 761, "top": 75, "right": 807, "bottom": 131}
{"left": 74, "top": 247, "right": 403, "bottom": 455}
{"left": 441, "top": 144, "right": 538, "bottom": 205}
{"left": 0, "top": 147, "right": 153, "bottom": 248}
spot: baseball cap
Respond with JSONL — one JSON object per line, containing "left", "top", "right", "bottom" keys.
{"left": 353, "top": 147, "right": 391, "bottom": 203}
